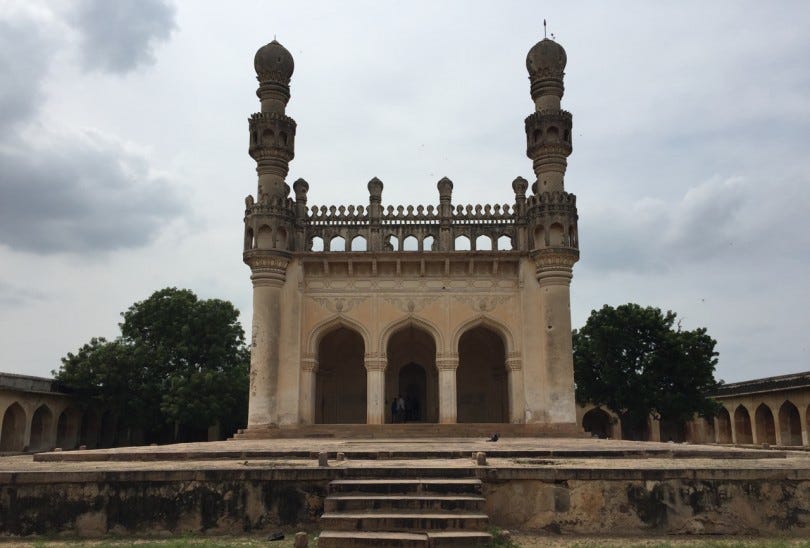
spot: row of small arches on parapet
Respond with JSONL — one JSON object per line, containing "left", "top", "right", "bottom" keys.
{"left": 307, "top": 234, "right": 515, "bottom": 252}
{"left": 306, "top": 203, "right": 517, "bottom": 224}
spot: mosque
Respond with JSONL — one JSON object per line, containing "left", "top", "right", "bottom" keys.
{"left": 238, "top": 34, "right": 581, "bottom": 436}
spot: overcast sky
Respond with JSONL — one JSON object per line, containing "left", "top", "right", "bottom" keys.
{"left": 1, "top": 1, "right": 808, "bottom": 383}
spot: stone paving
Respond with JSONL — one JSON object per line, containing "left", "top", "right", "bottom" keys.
{"left": 1, "top": 437, "right": 807, "bottom": 476}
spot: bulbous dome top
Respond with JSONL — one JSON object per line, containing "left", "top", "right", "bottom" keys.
{"left": 526, "top": 38, "right": 566, "bottom": 78}
{"left": 254, "top": 40, "right": 294, "bottom": 83}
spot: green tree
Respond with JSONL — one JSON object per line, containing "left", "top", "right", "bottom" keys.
{"left": 55, "top": 288, "right": 249, "bottom": 442}
{"left": 573, "top": 303, "right": 719, "bottom": 440}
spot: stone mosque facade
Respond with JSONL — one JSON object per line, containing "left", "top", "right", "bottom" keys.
{"left": 239, "top": 36, "right": 580, "bottom": 436}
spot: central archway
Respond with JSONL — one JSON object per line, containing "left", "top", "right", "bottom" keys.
{"left": 385, "top": 325, "right": 438, "bottom": 423}
{"left": 315, "top": 326, "right": 366, "bottom": 424}
{"left": 457, "top": 326, "right": 508, "bottom": 423}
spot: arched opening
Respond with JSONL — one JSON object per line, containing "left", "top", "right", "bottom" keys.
{"left": 386, "top": 325, "right": 438, "bottom": 423}
{"left": 702, "top": 417, "right": 716, "bottom": 444}
{"left": 256, "top": 225, "right": 273, "bottom": 249}
{"left": 279, "top": 132, "right": 288, "bottom": 145}
{"left": 56, "top": 407, "right": 82, "bottom": 450}
{"left": 549, "top": 223, "right": 564, "bottom": 246}
{"left": 310, "top": 236, "right": 324, "bottom": 252}
{"left": 532, "top": 129, "right": 540, "bottom": 142}
{"left": 423, "top": 235, "right": 435, "bottom": 251}
{"left": 475, "top": 235, "right": 492, "bottom": 250}
{"left": 660, "top": 418, "right": 686, "bottom": 442}
{"left": 351, "top": 235, "right": 367, "bottom": 251}
{"left": 716, "top": 407, "right": 732, "bottom": 443}
{"left": 329, "top": 235, "right": 345, "bottom": 252}
{"left": 0, "top": 403, "right": 26, "bottom": 452}
{"left": 244, "top": 227, "right": 254, "bottom": 250}
{"left": 315, "top": 327, "right": 366, "bottom": 424}
{"left": 454, "top": 235, "right": 470, "bottom": 251}
{"left": 546, "top": 126, "right": 559, "bottom": 139}
{"left": 779, "top": 401, "right": 802, "bottom": 446}
{"left": 99, "top": 411, "right": 116, "bottom": 448}
{"left": 497, "top": 235, "right": 513, "bottom": 250}
{"left": 274, "top": 226, "right": 287, "bottom": 248}
{"left": 385, "top": 234, "right": 398, "bottom": 251}
{"left": 79, "top": 410, "right": 100, "bottom": 449}
{"left": 582, "top": 408, "right": 612, "bottom": 439}
{"left": 533, "top": 226, "right": 545, "bottom": 248}
{"left": 457, "top": 326, "right": 508, "bottom": 423}
{"left": 734, "top": 405, "right": 753, "bottom": 444}
{"left": 29, "top": 405, "right": 54, "bottom": 452}
{"left": 261, "top": 128, "right": 274, "bottom": 142}
{"left": 755, "top": 404, "right": 776, "bottom": 445}
{"left": 402, "top": 235, "right": 418, "bottom": 251}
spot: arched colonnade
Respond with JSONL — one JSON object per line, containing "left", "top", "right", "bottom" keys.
{"left": 0, "top": 399, "right": 116, "bottom": 453}
{"left": 304, "top": 316, "right": 519, "bottom": 425}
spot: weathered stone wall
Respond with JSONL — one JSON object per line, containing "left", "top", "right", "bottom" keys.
{"left": 0, "top": 474, "right": 329, "bottom": 537}
{"left": 486, "top": 478, "right": 810, "bottom": 535}
{"left": 1, "top": 470, "right": 809, "bottom": 537}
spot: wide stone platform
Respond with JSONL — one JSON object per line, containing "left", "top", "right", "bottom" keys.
{"left": 2, "top": 437, "right": 810, "bottom": 539}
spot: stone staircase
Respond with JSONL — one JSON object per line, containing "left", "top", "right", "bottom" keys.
{"left": 317, "top": 478, "right": 493, "bottom": 547}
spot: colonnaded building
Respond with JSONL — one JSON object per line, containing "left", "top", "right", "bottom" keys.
{"left": 238, "top": 35, "right": 581, "bottom": 436}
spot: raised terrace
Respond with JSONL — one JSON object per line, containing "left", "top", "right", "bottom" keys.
{"left": 2, "top": 437, "right": 810, "bottom": 540}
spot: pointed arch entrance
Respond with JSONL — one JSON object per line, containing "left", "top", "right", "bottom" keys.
{"left": 315, "top": 326, "right": 366, "bottom": 423}
{"left": 30, "top": 405, "right": 54, "bottom": 451}
{"left": 582, "top": 408, "right": 612, "bottom": 439}
{"left": 716, "top": 407, "right": 732, "bottom": 443}
{"left": 385, "top": 324, "right": 438, "bottom": 423}
{"left": 755, "top": 404, "right": 776, "bottom": 445}
{"left": 0, "top": 403, "right": 26, "bottom": 452}
{"left": 457, "top": 326, "right": 508, "bottom": 423}
{"left": 779, "top": 401, "right": 803, "bottom": 446}
{"left": 734, "top": 405, "right": 753, "bottom": 444}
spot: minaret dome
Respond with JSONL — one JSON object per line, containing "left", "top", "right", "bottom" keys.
{"left": 254, "top": 40, "right": 294, "bottom": 84}
{"left": 526, "top": 38, "right": 566, "bottom": 110}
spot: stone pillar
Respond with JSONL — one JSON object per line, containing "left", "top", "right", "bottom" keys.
{"left": 533, "top": 248, "right": 578, "bottom": 423}
{"left": 800, "top": 406, "right": 809, "bottom": 446}
{"left": 506, "top": 354, "right": 525, "bottom": 423}
{"left": 648, "top": 416, "right": 661, "bottom": 442}
{"left": 245, "top": 252, "right": 290, "bottom": 428}
{"left": 366, "top": 355, "right": 386, "bottom": 424}
{"left": 437, "top": 177, "right": 454, "bottom": 251}
{"left": 300, "top": 356, "right": 317, "bottom": 424}
{"left": 437, "top": 355, "right": 458, "bottom": 424}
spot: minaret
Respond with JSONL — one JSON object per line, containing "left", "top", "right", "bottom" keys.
{"left": 524, "top": 37, "right": 580, "bottom": 422}
{"left": 243, "top": 40, "right": 297, "bottom": 429}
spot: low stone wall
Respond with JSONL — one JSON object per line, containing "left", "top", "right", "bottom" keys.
{"left": 487, "top": 478, "right": 810, "bottom": 535}
{"left": 1, "top": 467, "right": 809, "bottom": 537}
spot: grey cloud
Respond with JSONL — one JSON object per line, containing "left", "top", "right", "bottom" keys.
{"left": 0, "top": 131, "right": 185, "bottom": 254}
{"left": 0, "top": 17, "right": 50, "bottom": 132}
{"left": 579, "top": 174, "right": 810, "bottom": 274}
{"left": 0, "top": 281, "right": 47, "bottom": 307}
{"left": 70, "top": 0, "right": 176, "bottom": 74}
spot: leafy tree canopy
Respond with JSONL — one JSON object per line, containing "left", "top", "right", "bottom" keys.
{"left": 573, "top": 303, "right": 719, "bottom": 439}
{"left": 55, "top": 288, "right": 249, "bottom": 442}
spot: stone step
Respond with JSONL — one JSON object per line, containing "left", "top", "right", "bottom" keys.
{"left": 319, "top": 511, "right": 490, "bottom": 532}
{"left": 233, "top": 421, "right": 585, "bottom": 439}
{"left": 329, "top": 478, "right": 483, "bottom": 496}
{"left": 427, "top": 531, "right": 494, "bottom": 547}
{"left": 317, "top": 531, "right": 428, "bottom": 548}
{"left": 317, "top": 530, "right": 494, "bottom": 547}
{"left": 325, "top": 494, "right": 485, "bottom": 512}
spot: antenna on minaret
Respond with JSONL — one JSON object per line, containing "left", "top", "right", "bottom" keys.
{"left": 543, "top": 19, "right": 547, "bottom": 38}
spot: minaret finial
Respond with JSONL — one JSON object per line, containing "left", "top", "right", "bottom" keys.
{"left": 543, "top": 19, "right": 547, "bottom": 39}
